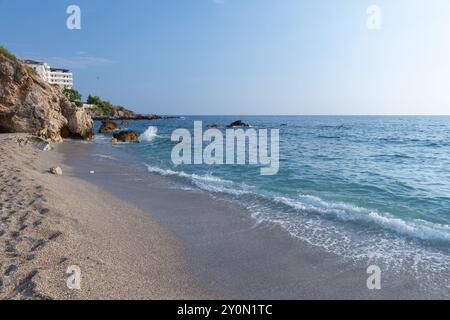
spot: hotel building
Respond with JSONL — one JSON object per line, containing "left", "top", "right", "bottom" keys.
{"left": 24, "top": 60, "right": 73, "bottom": 89}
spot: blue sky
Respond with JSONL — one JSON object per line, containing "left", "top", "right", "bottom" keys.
{"left": 1, "top": 0, "right": 450, "bottom": 115}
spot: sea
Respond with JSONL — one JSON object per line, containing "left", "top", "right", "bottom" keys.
{"left": 90, "top": 115, "right": 450, "bottom": 289}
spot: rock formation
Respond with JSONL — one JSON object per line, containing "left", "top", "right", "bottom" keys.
{"left": 98, "top": 120, "right": 120, "bottom": 133}
{"left": 60, "top": 99, "right": 94, "bottom": 140}
{"left": 113, "top": 131, "right": 140, "bottom": 143}
{"left": 87, "top": 106, "right": 162, "bottom": 121}
{"left": 226, "top": 120, "right": 250, "bottom": 128}
{"left": 0, "top": 51, "right": 93, "bottom": 141}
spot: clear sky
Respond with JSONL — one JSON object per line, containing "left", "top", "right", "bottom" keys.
{"left": 1, "top": 0, "right": 450, "bottom": 115}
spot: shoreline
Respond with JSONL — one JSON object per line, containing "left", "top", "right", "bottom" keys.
{"left": 56, "top": 138, "right": 449, "bottom": 300}
{"left": 0, "top": 134, "right": 210, "bottom": 299}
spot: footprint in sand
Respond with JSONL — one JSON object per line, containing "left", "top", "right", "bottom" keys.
{"left": 32, "top": 220, "right": 42, "bottom": 228}
{"left": 4, "top": 265, "right": 17, "bottom": 277}
{"left": 48, "top": 232, "right": 62, "bottom": 241}
{"left": 38, "top": 208, "right": 50, "bottom": 215}
{"left": 30, "top": 239, "right": 46, "bottom": 252}
{"left": 10, "top": 231, "right": 20, "bottom": 240}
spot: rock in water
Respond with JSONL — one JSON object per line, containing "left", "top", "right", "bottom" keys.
{"left": 0, "top": 51, "right": 94, "bottom": 141}
{"left": 50, "top": 166, "right": 63, "bottom": 175}
{"left": 226, "top": 120, "right": 249, "bottom": 128}
{"left": 113, "top": 131, "right": 140, "bottom": 143}
{"left": 99, "top": 120, "right": 120, "bottom": 133}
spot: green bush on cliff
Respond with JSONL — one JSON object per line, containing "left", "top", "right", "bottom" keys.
{"left": 86, "top": 95, "right": 102, "bottom": 105}
{"left": 0, "top": 46, "right": 34, "bottom": 76}
{"left": 87, "top": 95, "right": 116, "bottom": 114}
{"left": 0, "top": 45, "right": 17, "bottom": 61}
{"left": 63, "top": 88, "right": 82, "bottom": 103}
{"left": 25, "top": 66, "right": 37, "bottom": 76}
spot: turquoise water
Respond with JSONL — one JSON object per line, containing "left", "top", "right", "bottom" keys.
{"left": 94, "top": 116, "right": 450, "bottom": 275}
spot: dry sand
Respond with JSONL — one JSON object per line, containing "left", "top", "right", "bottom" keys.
{"left": 0, "top": 133, "right": 209, "bottom": 299}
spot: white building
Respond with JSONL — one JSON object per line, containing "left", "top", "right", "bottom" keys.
{"left": 24, "top": 60, "right": 73, "bottom": 89}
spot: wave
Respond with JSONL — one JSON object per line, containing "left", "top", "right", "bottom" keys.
{"left": 145, "top": 164, "right": 251, "bottom": 195}
{"left": 143, "top": 162, "right": 450, "bottom": 281}
{"left": 274, "top": 195, "right": 450, "bottom": 243}
{"left": 145, "top": 164, "right": 229, "bottom": 182}
{"left": 316, "top": 135, "right": 341, "bottom": 139}
{"left": 371, "top": 154, "right": 413, "bottom": 159}
{"left": 139, "top": 126, "right": 158, "bottom": 142}
{"left": 92, "top": 154, "right": 117, "bottom": 161}
{"left": 144, "top": 164, "right": 450, "bottom": 244}
{"left": 144, "top": 163, "right": 450, "bottom": 244}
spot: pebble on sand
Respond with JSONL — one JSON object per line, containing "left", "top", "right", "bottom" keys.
{"left": 50, "top": 167, "right": 63, "bottom": 175}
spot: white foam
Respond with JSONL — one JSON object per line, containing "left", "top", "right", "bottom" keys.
{"left": 144, "top": 162, "right": 450, "bottom": 243}
{"left": 144, "top": 164, "right": 250, "bottom": 195}
{"left": 93, "top": 154, "right": 117, "bottom": 161}
{"left": 93, "top": 134, "right": 111, "bottom": 143}
{"left": 139, "top": 126, "right": 158, "bottom": 142}
{"left": 274, "top": 196, "right": 450, "bottom": 243}
{"left": 145, "top": 164, "right": 230, "bottom": 183}
{"left": 144, "top": 163, "right": 450, "bottom": 285}
{"left": 252, "top": 195, "right": 450, "bottom": 285}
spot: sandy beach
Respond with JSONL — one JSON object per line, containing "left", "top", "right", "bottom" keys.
{"left": 1, "top": 133, "right": 448, "bottom": 300}
{"left": 0, "top": 134, "right": 209, "bottom": 299}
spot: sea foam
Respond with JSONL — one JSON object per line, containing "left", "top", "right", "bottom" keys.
{"left": 139, "top": 126, "right": 158, "bottom": 142}
{"left": 273, "top": 195, "right": 450, "bottom": 243}
{"left": 145, "top": 164, "right": 250, "bottom": 195}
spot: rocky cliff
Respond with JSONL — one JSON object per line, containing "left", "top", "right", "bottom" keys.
{"left": 0, "top": 51, "right": 93, "bottom": 141}
{"left": 86, "top": 105, "right": 163, "bottom": 121}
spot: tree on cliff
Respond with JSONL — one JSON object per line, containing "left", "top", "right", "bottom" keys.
{"left": 63, "top": 88, "right": 82, "bottom": 103}
{"left": 87, "top": 95, "right": 115, "bottom": 114}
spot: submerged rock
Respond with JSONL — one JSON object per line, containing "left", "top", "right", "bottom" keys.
{"left": 113, "top": 131, "right": 139, "bottom": 143}
{"left": 98, "top": 120, "right": 120, "bottom": 133}
{"left": 226, "top": 120, "right": 249, "bottom": 128}
{"left": 0, "top": 51, "right": 94, "bottom": 141}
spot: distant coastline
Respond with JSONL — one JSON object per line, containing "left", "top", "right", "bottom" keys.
{"left": 90, "top": 114, "right": 179, "bottom": 121}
